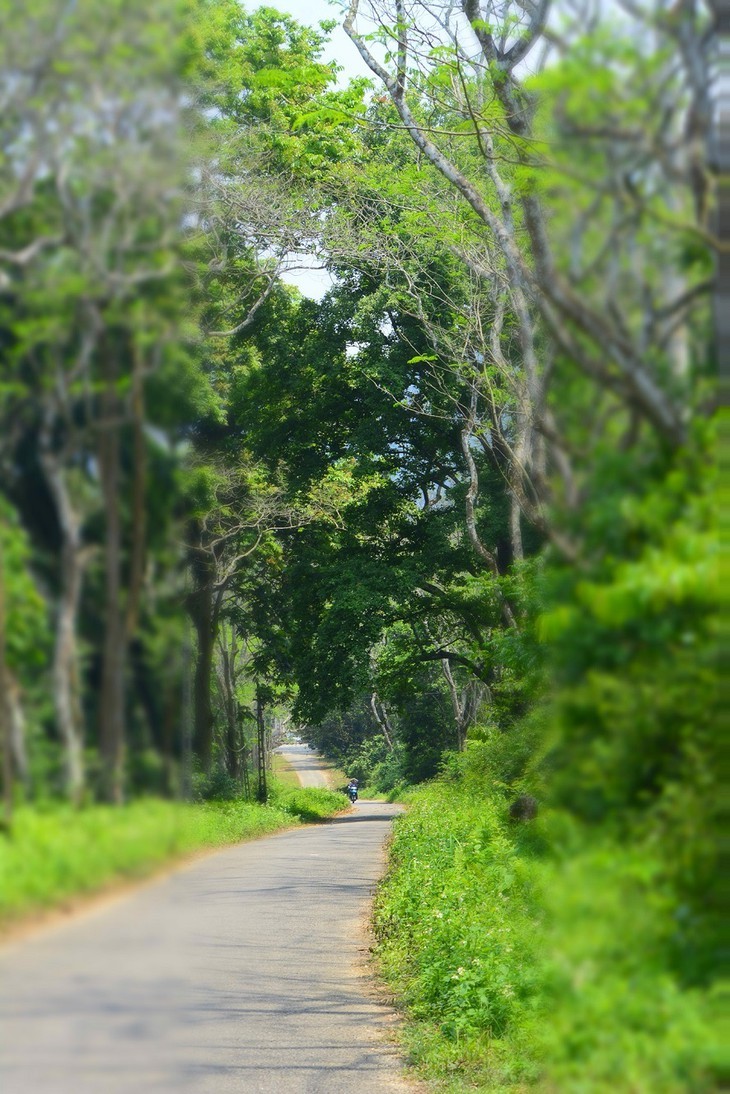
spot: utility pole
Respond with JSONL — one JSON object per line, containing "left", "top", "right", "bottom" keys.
{"left": 255, "top": 683, "right": 267, "bottom": 803}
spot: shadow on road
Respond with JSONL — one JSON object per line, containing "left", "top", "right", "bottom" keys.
{"left": 327, "top": 808, "right": 403, "bottom": 825}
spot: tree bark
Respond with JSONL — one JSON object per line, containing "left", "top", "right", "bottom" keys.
{"left": 370, "top": 691, "right": 395, "bottom": 751}
{"left": 0, "top": 534, "right": 13, "bottom": 829}
{"left": 6, "top": 671, "right": 29, "bottom": 790}
{"left": 38, "top": 441, "right": 87, "bottom": 804}
{"left": 216, "top": 626, "right": 241, "bottom": 782}
{"left": 125, "top": 343, "right": 146, "bottom": 638}
{"left": 98, "top": 354, "right": 126, "bottom": 804}
{"left": 188, "top": 545, "right": 216, "bottom": 776}
{"left": 255, "top": 685, "right": 267, "bottom": 803}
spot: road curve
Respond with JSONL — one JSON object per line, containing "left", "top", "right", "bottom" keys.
{"left": 0, "top": 801, "right": 416, "bottom": 1093}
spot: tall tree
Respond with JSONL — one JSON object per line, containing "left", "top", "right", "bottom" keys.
{"left": 0, "top": 0, "right": 201, "bottom": 800}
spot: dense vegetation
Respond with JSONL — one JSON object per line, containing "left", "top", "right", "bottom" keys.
{"left": 0, "top": 0, "right": 720, "bottom": 1088}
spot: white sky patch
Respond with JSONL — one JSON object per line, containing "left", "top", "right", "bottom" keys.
{"left": 280, "top": 253, "right": 334, "bottom": 300}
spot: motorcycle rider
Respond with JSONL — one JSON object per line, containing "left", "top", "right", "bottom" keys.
{"left": 347, "top": 778, "right": 359, "bottom": 802}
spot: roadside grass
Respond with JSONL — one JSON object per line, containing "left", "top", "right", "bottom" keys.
{"left": 269, "top": 779, "right": 350, "bottom": 821}
{"left": 0, "top": 789, "right": 346, "bottom": 934}
{"left": 357, "top": 786, "right": 390, "bottom": 801}
{"left": 271, "top": 751, "right": 302, "bottom": 787}
{"left": 373, "top": 781, "right": 720, "bottom": 1092}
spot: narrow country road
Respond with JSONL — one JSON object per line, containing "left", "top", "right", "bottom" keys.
{"left": 276, "top": 744, "right": 335, "bottom": 788}
{"left": 0, "top": 759, "right": 415, "bottom": 1093}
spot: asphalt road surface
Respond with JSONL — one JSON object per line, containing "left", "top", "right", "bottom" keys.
{"left": 0, "top": 771, "right": 415, "bottom": 1093}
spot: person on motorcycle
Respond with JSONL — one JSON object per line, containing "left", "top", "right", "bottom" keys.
{"left": 347, "top": 779, "right": 359, "bottom": 803}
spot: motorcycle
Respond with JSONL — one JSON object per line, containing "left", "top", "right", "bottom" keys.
{"left": 347, "top": 783, "right": 358, "bottom": 803}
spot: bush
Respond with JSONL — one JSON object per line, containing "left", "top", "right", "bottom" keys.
{"left": 193, "top": 766, "right": 244, "bottom": 801}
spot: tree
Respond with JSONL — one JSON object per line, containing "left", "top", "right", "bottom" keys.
{"left": 0, "top": 0, "right": 202, "bottom": 801}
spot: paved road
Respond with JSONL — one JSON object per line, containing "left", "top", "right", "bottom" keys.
{"left": 0, "top": 798, "right": 414, "bottom": 1093}
{"left": 276, "top": 745, "right": 333, "bottom": 789}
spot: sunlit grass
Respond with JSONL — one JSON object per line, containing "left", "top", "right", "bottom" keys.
{"left": 271, "top": 751, "right": 302, "bottom": 787}
{"left": 269, "top": 779, "right": 349, "bottom": 821}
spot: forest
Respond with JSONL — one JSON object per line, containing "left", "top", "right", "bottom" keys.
{"left": 0, "top": 0, "right": 721, "bottom": 1089}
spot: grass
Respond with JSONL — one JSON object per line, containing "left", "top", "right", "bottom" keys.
{"left": 269, "top": 779, "right": 350, "bottom": 822}
{"left": 0, "top": 788, "right": 347, "bottom": 934}
{"left": 372, "top": 780, "right": 721, "bottom": 1092}
{"left": 271, "top": 751, "right": 302, "bottom": 787}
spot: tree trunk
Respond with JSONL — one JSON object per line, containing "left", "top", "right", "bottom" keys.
{"left": 180, "top": 622, "right": 193, "bottom": 800}
{"left": 217, "top": 627, "right": 241, "bottom": 782}
{"left": 370, "top": 691, "right": 395, "bottom": 750}
{"left": 39, "top": 442, "right": 87, "bottom": 804}
{"left": 98, "top": 360, "right": 126, "bottom": 804}
{"left": 125, "top": 344, "right": 147, "bottom": 638}
{"left": 6, "top": 671, "right": 29, "bottom": 790}
{"left": 190, "top": 569, "right": 215, "bottom": 776}
{"left": 187, "top": 540, "right": 215, "bottom": 778}
{"left": 0, "top": 535, "right": 13, "bottom": 829}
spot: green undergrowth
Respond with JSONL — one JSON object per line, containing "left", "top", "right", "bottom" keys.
{"left": 373, "top": 780, "right": 721, "bottom": 1092}
{"left": 269, "top": 780, "right": 349, "bottom": 821}
{"left": 0, "top": 787, "right": 346, "bottom": 931}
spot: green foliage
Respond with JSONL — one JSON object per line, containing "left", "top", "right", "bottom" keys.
{"left": 0, "top": 7, "right": 719, "bottom": 1086}
{"left": 373, "top": 780, "right": 544, "bottom": 1086}
{"left": 193, "top": 766, "right": 244, "bottom": 802}
{"left": 534, "top": 833, "right": 721, "bottom": 1093}
{"left": 305, "top": 700, "right": 378, "bottom": 767}
{"left": 375, "top": 783, "right": 542, "bottom": 1032}
{"left": 268, "top": 781, "right": 348, "bottom": 822}
{"left": 345, "top": 734, "right": 407, "bottom": 793}
{"left": 374, "top": 778, "right": 720, "bottom": 1091}
{"left": 533, "top": 460, "right": 719, "bottom": 958}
